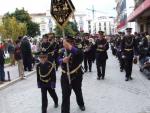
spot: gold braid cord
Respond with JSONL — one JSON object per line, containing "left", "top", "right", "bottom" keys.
{"left": 39, "top": 62, "right": 55, "bottom": 83}
{"left": 125, "top": 37, "right": 133, "bottom": 47}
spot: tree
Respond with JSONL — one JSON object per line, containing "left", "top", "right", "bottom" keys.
{"left": 0, "top": 17, "right": 27, "bottom": 40}
{"left": 27, "top": 21, "right": 40, "bottom": 37}
{"left": 54, "top": 21, "right": 79, "bottom": 37}
{"left": 3, "top": 8, "right": 40, "bottom": 37}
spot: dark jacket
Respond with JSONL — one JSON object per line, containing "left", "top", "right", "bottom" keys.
{"left": 8, "top": 43, "right": 15, "bottom": 54}
{"left": 95, "top": 38, "right": 109, "bottom": 61}
{"left": 41, "top": 42, "right": 55, "bottom": 62}
{"left": 21, "top": 39, "right": 32, "bottom": 55}
{"left": 121, "top": 35, "right": 138, "bottom": 59}
{"left": 36, "top": 61, "right": 56, "bottom": 88}
{"left": 14, "top": 45, "right": 22, "bottom": 60}
{"left": 59, "top": 47, "right": 84, "bottom": 80}
{"left": 0, "top": 49, "right": 5, "bottom": 67}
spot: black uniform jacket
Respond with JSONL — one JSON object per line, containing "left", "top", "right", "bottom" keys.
{"left": 59, "top": 47, "right": 84, "bottom": 80}
{"left": 36, "top": 61, "right": 56, "bottom": 88}
{"left": 121, "top": 35, "right": 138, "bottom": 59}
{"left": 95, "top": 38, "right": 109, "bottom": 61}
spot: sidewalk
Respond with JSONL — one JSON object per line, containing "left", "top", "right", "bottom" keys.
{"left": 0, "top": 65, "right": 36, "bottom": 90}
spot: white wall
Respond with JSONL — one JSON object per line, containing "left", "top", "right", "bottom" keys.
{"left": 126, "top": 0, "right": 136, "bottom": 33}
{"left": 31, "top": 15, "right": 52, "bottom": 37}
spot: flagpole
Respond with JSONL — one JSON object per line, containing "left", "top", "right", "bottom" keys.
{"left": 50, "top": 0, "right": 75, "bottom": 85}
{"left": 63, "top": 29, "right": 71, "bottom": 85}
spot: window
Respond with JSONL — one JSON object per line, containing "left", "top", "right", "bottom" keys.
{"left": 99, "top": 22, "right": 101, "bottom": 31}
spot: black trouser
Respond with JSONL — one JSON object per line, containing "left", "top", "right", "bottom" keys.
{"left": 22, "top": 54, "right": 32, "bottom": 71}
{"left": 41, "top": 88, "right": 58, "bottom": 113}
{"left": 84, "top": 56, "right": 92, "bottom": 71}
{"left": 96, "top": 60, "right": 106, "bottom": 78}
{"left": 61, "top": 75, "right": 84, "bottom": 113}
{"left": 111, "top": 46, "right": 116, "bottom": 56}
{"left": 124, "top": 58, "right": 133, "bottom": 78}
{"left": 117, "top": 51, "right": 124, "bottom": 70}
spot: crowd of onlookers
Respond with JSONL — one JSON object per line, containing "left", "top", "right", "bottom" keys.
{"left": 0, "top": 36, "right": 38, "bottom": 84}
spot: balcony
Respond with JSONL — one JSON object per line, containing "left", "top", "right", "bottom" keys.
{"left": 134, "top": 0, "right": 145, "bottom": 9}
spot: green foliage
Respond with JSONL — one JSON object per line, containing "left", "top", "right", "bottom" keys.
{"left": 54, "top": 21, "right": 78, "bottom": 37}
{"left": 5, "top": 57, "right": 11, "bottom": 64}
{"left": 3, "top": 8, "right": 31, "bottom": 23}
{"left": 0, "top": 17, "right": 27, "bottom": 40}
{"left": 27, "top": 21, "right": 40, "bottom": 37}
{"left": 3, "top": 8, "right": 40, "bottom": 37}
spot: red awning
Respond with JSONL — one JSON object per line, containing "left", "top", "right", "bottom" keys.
{"left": 117, "top": 20, "right": 126, "bottom": 29}
{"left": 127, "top": 0, "right": 150, "bottom": 22}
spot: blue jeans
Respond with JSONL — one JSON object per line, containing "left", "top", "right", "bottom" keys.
{"left": 0, "top": 65, "right": 5, "bottom": 81}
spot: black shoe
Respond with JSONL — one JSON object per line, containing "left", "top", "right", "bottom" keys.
{"left": 54, "top": 103, "right": 58, "bottom": 108}
{"left": 84, "top": 70, "right": 87, "bottom": 73}
{"left": 120, "top": 69, "right": 123, "bottom": 72}
{"left": 79, "top": 106, "right": 85, "bottom": 111}
{"left": 129, "top": 77, "right": 133, "bottom": 80}
{"left": 89, "top": 70, "right": 92, "bottom": 72}
{"left": 125, "top": 78, "right": 129, "bottom": 81}
{"left": 97, "top": 77, "right": 100, "bottom": 80}
{"left": 28, "top": 69, "right": 33, "bottom": 72}
{"left": 102, "top": 77, "right": 105, "bottom": 80}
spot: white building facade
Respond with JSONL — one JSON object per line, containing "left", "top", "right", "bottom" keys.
{"left": 30, "top": 12, "right": 53, "bottom": 38}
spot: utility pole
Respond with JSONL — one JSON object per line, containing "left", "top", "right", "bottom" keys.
{"left": 87, "top": 5, "right": 96, "bottom": 34}
{"left": 87, "top": 5, "right": 95, "bottom": 20}
{"left": 86, "top": 5, "right": 108, "bottom": 34}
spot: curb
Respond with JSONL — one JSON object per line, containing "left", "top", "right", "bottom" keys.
{"left": 0, "top": 70, "right": 36, "bottom": 91}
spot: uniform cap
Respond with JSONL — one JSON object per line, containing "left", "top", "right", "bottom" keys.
{"left": 37, "top": 51, "right": 47, "bottom": 57}
{"left": 65, "top": 35, "right": 75, "bottom": 42}
{"left": 118, "top": 32, "right": 122, "bottom": 34}
{"left": 126, "top": 28, "right": 132, "bottom": 32}
{"left": 98, "top": 31, "right": 104, "bottom": 35}
{"left": 83, "top": 33, "right": 90, "bottom": 37}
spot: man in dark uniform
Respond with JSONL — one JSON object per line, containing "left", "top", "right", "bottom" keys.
{"left": 36, "top": 51, "right": 58, "bottom": 113}
{"left": 41, "top": 34, "right": 50, "bottom": 52}
{"left": 121, "top": 28, "right": 138, "bottom": 81}
{"left": 95, "top": 31, "right": 109, "bottom": 80}
{"left": 59, "top": 36, "right": 85, "bottom": 113}
{"left": 48, "top": 33, "right": 60, "bottom": 71}
{"left": 41, "top": 34, "right": 55, "bottom": 64}
{"left": 110, "top": 35, "right": 117, "bottom": 56}
{"left": 82, "top": 33, "right": 90, "bottom": 72}
{"left": 115, "top": 32, "right": 124, "bottom": 72}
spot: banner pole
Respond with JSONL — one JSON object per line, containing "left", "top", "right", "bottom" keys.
{"left": 63, "top": 29, "right": 71, "bottom": 85}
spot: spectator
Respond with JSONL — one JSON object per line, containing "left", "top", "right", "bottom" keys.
{"left": 0, "top": 47, "right": 5, "bottom": 84}
{"left": 14, "top": 39, "right": 25, "bottom": 79}
{"left": 7, "top": 39, "right": 15, "bottom": 66}
{"left": 21, "top": 36, "right": 32, "bottom": 71}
